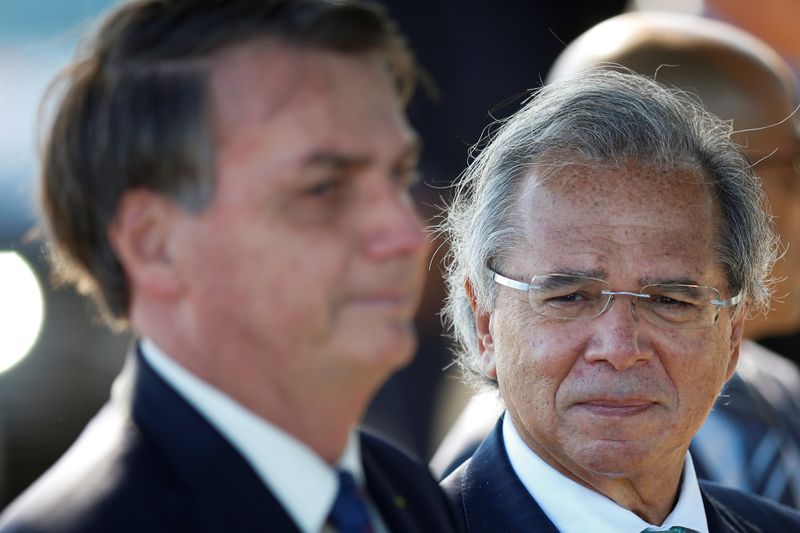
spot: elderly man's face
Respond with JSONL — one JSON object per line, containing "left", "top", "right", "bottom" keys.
{"left": 170, "top": 44, "right": 427, "bottom": 395}
{"left": 477, "top": 163, "right": 744, "bottom": 488}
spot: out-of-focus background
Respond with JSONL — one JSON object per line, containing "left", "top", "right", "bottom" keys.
{"left": 0, "top": 0, "right": 129, "bottom": 507}
{"left": 1, "top": 0, "right": 798, "bottom": 510}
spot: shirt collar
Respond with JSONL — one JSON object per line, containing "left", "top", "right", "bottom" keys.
{"left": 502, "top": 413, "right": 709, "bottom": 533}
{"left": 140, "top": 339, "right": 364, "bottom": 533}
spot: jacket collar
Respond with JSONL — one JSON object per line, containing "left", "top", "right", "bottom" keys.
{"left": 450, "top": 416, "right": 559, "bottom": 532}
{"left": 125, "top": 347, "right": 301, "bottom": 532}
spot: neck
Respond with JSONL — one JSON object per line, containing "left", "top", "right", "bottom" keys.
{"left": 209, "top": 367, "right": 378, "bottom": 463}
{"left": 162, "top": 344, "right": 378, "bottom": 463}
{"left": 134, "top": 308, "right": 382, "bottom": 463}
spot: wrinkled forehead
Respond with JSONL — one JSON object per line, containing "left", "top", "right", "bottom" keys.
{"left": 517, "top": 159, "right": 715, "bottom": 208}
{"left": 501, "top": 160, "right": 725, "bottom": 282}
{"left": 510, "top": 159, "right": 721, "bottom": 249}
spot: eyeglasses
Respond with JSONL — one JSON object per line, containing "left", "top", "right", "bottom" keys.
{"left": 489, "top": 269, "right": 741, "bottom": 329}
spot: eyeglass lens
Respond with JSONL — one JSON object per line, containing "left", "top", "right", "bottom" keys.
{"left": 528, "top": 274, "right": 721, "bottom": 328}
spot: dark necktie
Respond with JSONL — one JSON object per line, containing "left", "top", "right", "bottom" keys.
{"left": 642, "top": 526, "right": 697, "bottom": 533}
{"left": 329, "top": 470, "right": 374, "bottom": 533}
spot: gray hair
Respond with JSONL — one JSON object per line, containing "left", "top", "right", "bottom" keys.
{"left": 441, "top": 68, "right": 777, "bottom": 388}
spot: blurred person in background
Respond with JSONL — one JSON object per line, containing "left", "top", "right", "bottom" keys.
{"left": 704, "top": 0, "right": 800, "bottom": 362}
{"left": 0, "top": 1, "right": 463, "bottom": 532}
{"left": 433, "top": 11, "right": 800, "bottom": 509}
{"left": 705, "top": 0, "right": 800, "bottom": 97}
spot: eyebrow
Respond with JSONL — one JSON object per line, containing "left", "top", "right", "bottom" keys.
{"left": 302, "top": 137, "right": 422, "bottom": 171}
{"left": 531, "top": 274, "right": 594, "bottom": 291}
{"left": 303, "top": 153, "right": 370, "bottom": 171}
{"left": 548, "top": 268, "right": 606, "bottom": 279}
{"left": 545, "top": 269, "right": 702, "bottom": 287}
{"left": 640, "top": 276, "right": 701, "bottom": 286}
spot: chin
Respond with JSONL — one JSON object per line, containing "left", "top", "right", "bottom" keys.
{"left": 379, "top": 327, "right": 418, "bottom": 365}
{"left": 365, "top": 325, "right": 417, "bottom": 371}
{"left": 574, "top": 440, "right": 659, "bottom": 478}
{"left": 335, "top": 315, "right": 413, "bottom": 356}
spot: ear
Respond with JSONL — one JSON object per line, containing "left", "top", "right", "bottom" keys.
{"left": 465, "top": 278, "right": 497, "bottom": 379}
{"left": 724, "top": 307, "right": 747, "bottom": 382}
{"left": 108, "top": 190, "right": 184, "bottom": 301}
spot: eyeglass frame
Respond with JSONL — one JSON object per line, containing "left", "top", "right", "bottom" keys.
{"left": 488, "top": 268, "right": 742, "bottom": 329}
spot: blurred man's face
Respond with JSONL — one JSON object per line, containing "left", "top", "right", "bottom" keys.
{"left": 475, "top": 162, "right": 744, "bottom": 492}
{"left": 171, "top": 44, "right": 427, "bottom": 395}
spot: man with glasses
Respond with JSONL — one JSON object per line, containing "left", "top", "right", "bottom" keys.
{"left": 433, "top": 12, "right": 800, "bottom": 513}
{"left": 440, "top": 68, "right": 800, "bottom": 531}
{"left": 545, "top": 13, "right": 800, "bottom": 509}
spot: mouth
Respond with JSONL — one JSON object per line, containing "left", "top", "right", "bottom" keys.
{"left": 351, "top": 292, "right": 409, "bottom": 305}
{"left": 575, "top": 400, "right": 656, "bottom": 417}
{"left": 348, "top": 292, "right": 417, "bottom": 316}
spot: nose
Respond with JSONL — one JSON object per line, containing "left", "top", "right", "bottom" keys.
{"left": 584, "top": 296, "right": 653, "bottom": 371}
{"left": 361, "top": 184, "right": 427, "bottom": 261}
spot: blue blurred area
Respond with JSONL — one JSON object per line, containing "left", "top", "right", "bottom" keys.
{"left": 0, "top": 0, "right": 120, "bottom": 247}
{"left": 0, "top": 0, "right": 130, "bottom": 508}
{"left": 0, "top": 0, "right": 117, "bottom": 42}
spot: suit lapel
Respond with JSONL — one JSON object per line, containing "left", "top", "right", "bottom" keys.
{"left": 361, "top": 437, "right": 424, "bottom": 533}
{"left": 454, "top": 416, "right": 787, "bottom": 533}
{"left": 460, "top": 418, "right": 559, "bottom": 533}
{"left": 700, "top": 484, "right": 761, "bottom": 533}
{"left": 128, "top": 349, "right": 301, "bottom": 533}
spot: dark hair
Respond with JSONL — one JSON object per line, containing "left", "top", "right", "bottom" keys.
{"left": 39, "top": 0, "right": 416, "bottom": 326}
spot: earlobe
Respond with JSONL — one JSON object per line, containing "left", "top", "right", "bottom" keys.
{"left": 108, "top": 190, "right": 182, "bottom": 300}
{"left": 465, "top": 278, "right": 498, "bottom": 379}
{"left": 477, "top": 312, "right": 497, "bottom": 379}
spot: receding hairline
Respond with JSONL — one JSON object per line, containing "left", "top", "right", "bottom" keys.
{"left": 208, "top": 39, "right": 416, "bottom": 177}
{"left": 208, "top": 38, "right": 405, "bottom": 138}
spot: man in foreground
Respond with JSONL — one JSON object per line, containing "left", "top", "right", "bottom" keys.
{"left": 434, "top": 12, "right": 800, "bottom": 508}
{"left": 440, "top": 68, "right": 800, "bottom": 531}
{"left": 0, "top": 1, "right": 461, "bottom": 531}
{"left": 547, "top": 13, "right": 800, "bottom": 507}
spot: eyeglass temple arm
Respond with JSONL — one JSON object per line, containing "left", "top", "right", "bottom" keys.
{"left": 712, "top": 293, "right": 742, "bottom": 307}
{"left": 489, "top": 269, "right": 532, "bottom": 291}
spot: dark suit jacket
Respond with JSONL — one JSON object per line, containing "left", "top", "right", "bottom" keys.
{"left": 0, "top": 349, "right": 461, "bottom": 532}
{"left": 441, "top": 417, "right": 800, "bottom": 533}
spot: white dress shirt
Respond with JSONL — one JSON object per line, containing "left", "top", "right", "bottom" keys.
{"left": 140, "top": 339, "right": 386, "bottom": 533}
{"left": 503, "top": 414, "right": 709, "bottom": 533}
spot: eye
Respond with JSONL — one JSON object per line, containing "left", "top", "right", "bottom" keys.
{"left": 650, "top": 295, "right": 695, "bottom": 308}
{"left": 552, "top": 292, "right": 584, "bottom": 302}
{"left": 392, "top": 165, "right": 422, "bottom": 190}
{"left": 543, "top": 291, "right": 594, "bottom": 307}
{"left": 304, "top": 176, "right": 346, "bottom": 198}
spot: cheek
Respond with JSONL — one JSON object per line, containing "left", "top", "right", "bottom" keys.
{"left": 494, "top": 318, "right": 580, "bottom": 409}
{"left": 654, "top": 328, "right": 732, "bottom": 408}
{"left": 208, "top": 226, "right": 350, "bottom": 326}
